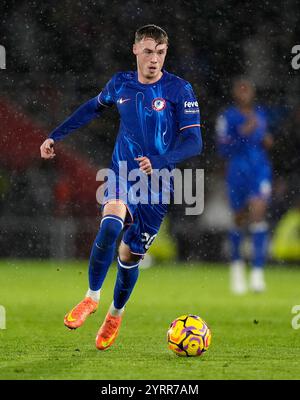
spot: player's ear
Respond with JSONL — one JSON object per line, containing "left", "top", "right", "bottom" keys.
{"left": 133, "top": 43, "right": 138, "bottom": 56}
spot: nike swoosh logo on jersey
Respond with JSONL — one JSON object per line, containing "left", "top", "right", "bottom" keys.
{"left": 118, "top": 98, "right": 131, "bottom": 104}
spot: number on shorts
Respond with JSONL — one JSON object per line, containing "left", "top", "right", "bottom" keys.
{"left": 141, "top": 232, "right": 157, "bottom": 250}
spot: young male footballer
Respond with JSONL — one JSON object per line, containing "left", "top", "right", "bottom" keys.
{"left": 40, "top": 25, "right": 202, "bottom": 350}
{"left": 216, "top": 78, "right": 273, "bottom": 294}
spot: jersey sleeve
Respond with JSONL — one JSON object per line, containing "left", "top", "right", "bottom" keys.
{"left": 176, "top": 82, "right": 201, "bottom": 132}
{"left": 48, "top": 76, "right": 117, "bottom": 142}
{"left": 97, "top": 76, "right": 116, "bottom": 108}
{"left": 49, "top": 96, "right": 103, "bottom": 142}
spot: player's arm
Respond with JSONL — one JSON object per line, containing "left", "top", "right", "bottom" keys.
{"left": 260, "top": 112, "right": 273, "bottom": 150}
{"left": 146, "top": 125, "right": 202, "bottom": 170}
{"left": 255, "top": 109, "right": 273, "bottom": 150}
{"left": 40, "top": 77, "right": 115, "bottom": 159}
{"left": 40, "top": 97, "right": 104, "bottom": 159}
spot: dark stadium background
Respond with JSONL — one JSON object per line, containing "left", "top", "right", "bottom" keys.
{"left": 1, "top": 0, "right": 300, "bottom": 262}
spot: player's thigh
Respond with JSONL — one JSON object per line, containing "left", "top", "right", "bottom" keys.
{"left": 121, "top": 204, "right": 166, "bottom": 257}
{"left": 248, "top": 175, "right": 271, "bottom": 222}
{"left": 227, "top": 182, "right": 249, "bottom": 226}
{"left": 118, "top": 241, "right": 142, "bottom": 264}
{"left": 233, "top": 208, "right": 248, "bottom": 227}
{"left": 103, "top": 200, "right": 127, "bottom": 220}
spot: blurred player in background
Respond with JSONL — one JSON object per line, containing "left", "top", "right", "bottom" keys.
{"left": 40, "top": 25, "right": 202, "bottom": 349}
{"left": 216, "top": 78, "right": 273, "bottom": 294}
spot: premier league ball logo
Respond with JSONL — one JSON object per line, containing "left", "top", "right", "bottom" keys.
{"left": 152, "top": 97, "right": 166, "bottom": 111}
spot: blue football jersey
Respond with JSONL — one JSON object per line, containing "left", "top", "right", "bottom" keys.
{"left": 216, "top": 105, "right": 270, "bottom": 171}
{"left": 98, "top": 70, "right": 201, "bottom": 174}
{"left": 216, "top": 106, "right": 272, "bottom": 210}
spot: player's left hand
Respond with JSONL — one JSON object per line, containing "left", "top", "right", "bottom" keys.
{"left": 135, "top": 157, "right": 153, "bottom": 175}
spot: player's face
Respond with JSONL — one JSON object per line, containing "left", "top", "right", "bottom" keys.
{"left": 233, "top": 81, "right": 255, "bottom": 107}
{"left": 133, "top": 38, "right": 168, "bottom": 83}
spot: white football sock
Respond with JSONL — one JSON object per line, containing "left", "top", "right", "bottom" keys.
{"left": 109, "top": 302, "right": 125, "bottom": 317}
{"left": 86, "top": 288, "right": 100, "bottom": 302}
{"left": 230, "top": 260, "right": 247, "bottom": 294}
{"left": 250, "top": 268, "right": 266, "bottom": 292}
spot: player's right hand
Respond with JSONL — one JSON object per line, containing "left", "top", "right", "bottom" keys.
{"left": 240, "top": 113, "right": 258, "bottom": 136}
{"left": 40, "top": 138, "right": 55, "bottom": 159}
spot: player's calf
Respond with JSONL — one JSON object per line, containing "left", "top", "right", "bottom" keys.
{"left": 228, "top": 227, "right": 247, "bottom": 294}
{"left": 249, "top": 221, "right": 269, "bottom": 292}
{"left": 88, "top": 214, "right": 124, "bottom": 292}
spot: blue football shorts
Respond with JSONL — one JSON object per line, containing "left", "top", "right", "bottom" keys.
{"left": 99, "top": 169, "right": 172, "bottom": 255}
{"left": 227, "top": 163, "right": 272, "bottom": 211}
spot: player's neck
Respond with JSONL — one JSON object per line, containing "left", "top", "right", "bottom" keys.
{"left": 238, "top": 104, "right": 254, "bottom": 113}
{"left": 137, "top": 69, "right": 163, "bottom": 85}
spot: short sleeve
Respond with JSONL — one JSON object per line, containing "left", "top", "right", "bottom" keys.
{"left": 176, "top": 82, "right": 201, "bottom": 131}
{"left": 97, "top": 76, "right": 116, "bottom": 107}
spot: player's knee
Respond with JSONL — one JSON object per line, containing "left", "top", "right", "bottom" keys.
{"left": 234, "top": 210, "right": 247, "bottom": 227}
{"left": 118, "top": 249, "right": 142, "bottom": 265}
{"left": 249, "top": 220, "right": 268, "bottom": 232}
{"left": 250, "top": 215, "right": 265, "bottom": 224}
{"left": 249, "top": 205, "right": 267, "bottom": 223}
{"left": 96, "top": 215, "right": 124, "bottom": 249}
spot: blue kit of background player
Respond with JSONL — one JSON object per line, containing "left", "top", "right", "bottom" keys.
{"left": 217, "top": 105, "right": 272, "bottom": 211}
{"left": 216, "top": 78, "right": 273, "bottom": 294}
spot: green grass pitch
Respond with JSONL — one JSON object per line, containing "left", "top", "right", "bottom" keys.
{"left": 0, "top": 259, "right": 300, "bottom": 380}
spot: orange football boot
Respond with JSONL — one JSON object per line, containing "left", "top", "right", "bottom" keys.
{"left": 64, "top": 297, "right": 98, "bottom": 329}
{"left": 95, "top": 312, "right": 123, "bottom": 350}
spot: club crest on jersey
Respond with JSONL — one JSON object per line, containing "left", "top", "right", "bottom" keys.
{"left": 152, "top": 98, "right": 166, "bottom": 111}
